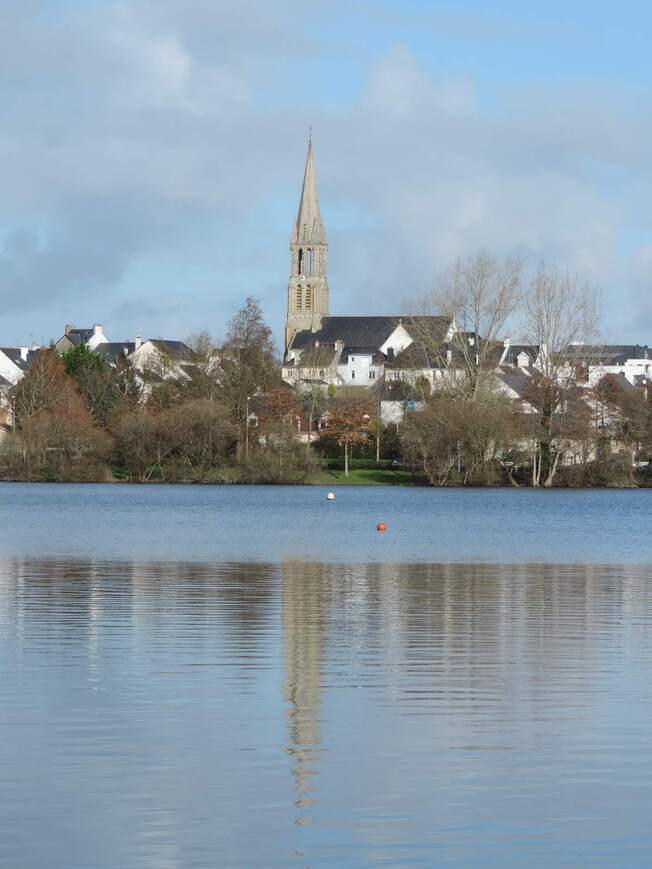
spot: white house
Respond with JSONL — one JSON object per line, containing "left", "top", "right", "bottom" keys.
{"left": 581, "top": 345, "right": 652, "bottom": 387}
{"left": 0, "top": 347, "right": 29, "bottom": 386}
{"left": 283, "top": 316, "right": 456, "bottom": 389}
{"left": 55, "top": 324, "right": 109, "bottom": 353}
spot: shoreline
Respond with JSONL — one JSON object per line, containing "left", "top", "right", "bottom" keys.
{"left": 0, "top": 476, "right": 646, "bottom": 489}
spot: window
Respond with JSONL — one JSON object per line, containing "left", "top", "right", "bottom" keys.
{"left": 306, "top": 248, "right": 313, "bottom": 276}
{"left": 319, "top": 369, "right": 324, "bottom": 377}
{"left": 351, "top": 356, "right": 355, "bottom": 362}
{"left": 305, "top": 285, "right": 312, "bottom": 309}
{"left": 296, "top": 286, "right": 302, "bottom": 309}
{"left": 369, "top": 370, "right": 376, "bottom": 379}
{"left": 298, "top": 248, "right": 303, "bottom": 275}
{"left": 387, "top": 348, "right": 394, "bottom": 362}
{"left": 351, "top": 370, "right": 355, "bottom": 380}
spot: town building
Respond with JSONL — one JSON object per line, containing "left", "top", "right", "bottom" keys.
{"left": 55, "top": 324, "right": 109, "bottom": 353}
{"left": 282, "top": 139, "right": 459, "bottom": 390}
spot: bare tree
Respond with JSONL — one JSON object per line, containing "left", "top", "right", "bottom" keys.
{"left": 217, "top": 297, "right": 279, "bottom": 460}
{"left": 522, "top": 264, "right": 600, "bottom": 486}
{"left": 181, "top": 331, "right": 221, "bottom": 401}
{"left": 11, "top": 348, "right": 68, "bottom": 423}
{"left": 412, "top": 253, "right": 522, "bottom": 399}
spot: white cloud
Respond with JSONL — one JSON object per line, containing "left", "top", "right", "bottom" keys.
{"left": 0, "top": 3, "right": 651, "bottom": 346}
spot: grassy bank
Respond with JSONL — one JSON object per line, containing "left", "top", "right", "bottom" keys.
{"left": 306, "top": 458, "right": 418, "bottom": 485}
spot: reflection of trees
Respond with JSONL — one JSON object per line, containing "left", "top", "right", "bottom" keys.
{"left": 282, "top": 561, "right": 329, "bottom": 825}
{"left": 0, "top": 559, "right": 277, "bottom": 663}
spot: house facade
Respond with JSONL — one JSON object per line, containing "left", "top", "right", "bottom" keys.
{"left": 55, "top": 324, "right": 109, "bottom": 353}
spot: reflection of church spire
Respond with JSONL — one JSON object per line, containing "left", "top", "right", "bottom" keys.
{"left": 282, "top": 561, "right": 327, "bottom": 825}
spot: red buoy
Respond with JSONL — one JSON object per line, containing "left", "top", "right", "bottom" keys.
{"left": 376, "top": 522, "right": 387, "bottom": 532}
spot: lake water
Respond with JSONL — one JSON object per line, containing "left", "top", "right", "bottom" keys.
{"left": 1, "top": 484, "right": 652, "bottom": 868}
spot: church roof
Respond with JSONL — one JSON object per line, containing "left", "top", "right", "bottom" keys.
{"left": 292, "top": 138, "right": 326, "bottom": 246}
{"left": 288, "top": 315, "right": 452, "bottom": 355}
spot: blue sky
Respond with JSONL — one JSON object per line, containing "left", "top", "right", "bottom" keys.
{"left": 1, "top": 0, "right": 652, "bottom": 348}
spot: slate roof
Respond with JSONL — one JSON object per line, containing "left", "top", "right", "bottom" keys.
{"left": 385, "top": 341, "right": 444, "bottom": 370}
{"left": 496, "top": 367, "right": 535, "bottom": 399}
{"left": 0, "top": 347, "right": 28, "bottom": 370}
{"left": 566, "top": 344, "right": 650, "bottom": 365}
{"left": 339, "top": 348, "right": 386, "bottom": 365}
{"left": 62, "top": 328, "right": 95, "bottom": 346}
{"left": 288, "top": 345, "right": 339, "bottom": 368}
{"left": 595, "top": 372, "right": 638, "bottom": 393}
{"left": 94, "top": 342, "right": 136, "bottom": 364}
{"left": 289, "top": 315, "right": 452, "bottom": 354}
{"left": 147, "top": 340, "right": 191, "bottom": 361}
{"left": 0, "top": 374, "right": 12, "bottom": 389}
{"left": 503, "top": 344, "right": 539, "bottom": 366}
{"left": 387, "top": 334, "right": 503, "bottom": 371}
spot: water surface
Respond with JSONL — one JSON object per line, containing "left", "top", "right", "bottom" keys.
{"left": 1, "top": 485, "right": 652, "bottom": 867}
{"left": 1, "top": 483, "right": 651, "bottom": 563}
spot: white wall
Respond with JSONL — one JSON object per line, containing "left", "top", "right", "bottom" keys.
{"left": 588, "top": 359, "right": 652, "bottom": 386}
{"left": 337, "top": 354, "right": 379, "bottom": 385}
{"left": 0, "top": 351, "right": 22, "bottom": 386}
{"left": 379, "top": 324, "right": 413, "bottom": 358}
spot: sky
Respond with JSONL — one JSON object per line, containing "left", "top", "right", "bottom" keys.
{"left": 1, "top": 0, "right": 652, "bottom": 349}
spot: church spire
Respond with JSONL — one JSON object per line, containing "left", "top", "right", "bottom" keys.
{"left": 293, "top": 135, "right": 326, "bottom": 246}
{"left": 285, "top": 135, "right": 330, "bottom": 349}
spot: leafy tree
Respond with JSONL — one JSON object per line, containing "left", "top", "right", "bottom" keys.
{"left": 8, "top": 349, "right": 111, "bottom": 481}
{"left": 62, "top": 344, "right": 119, "bottom": 425}
{"left": 320, "top": 398, "right": 374, "bottom": 475}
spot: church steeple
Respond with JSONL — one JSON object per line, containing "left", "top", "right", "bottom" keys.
{"left": 286, "top": 135, "right": 329, "bottom": 349}
{"left": 293, "top": 136, "right": 326, "bottom": 247}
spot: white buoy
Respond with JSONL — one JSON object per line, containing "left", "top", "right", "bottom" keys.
{"left": 327, "top": 492, "right": 336, "bottom": 501}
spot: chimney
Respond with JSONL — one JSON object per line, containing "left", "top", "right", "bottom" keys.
{"left": 20, "top": 347, "right": 28, "bottom": 361}
{"left": 135, "top": 335, "right": 142, "bottom": 350}
{"left": 64, "top": 324, "right": 72, "bottom": 335}
{"left": 93, "top": 324, "right": 103, "bottom": 337}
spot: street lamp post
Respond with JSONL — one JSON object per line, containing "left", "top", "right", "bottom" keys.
{"left": 245, "top": 395, "right": 251, "bottom": 463}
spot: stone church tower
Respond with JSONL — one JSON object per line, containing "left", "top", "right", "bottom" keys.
{"left": 285, "top": 137, "right": 329, "bottom": 349}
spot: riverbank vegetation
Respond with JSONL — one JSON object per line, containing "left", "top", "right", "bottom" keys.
{"left": 1, "top": 259, "right": 651, "bottom": 487}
